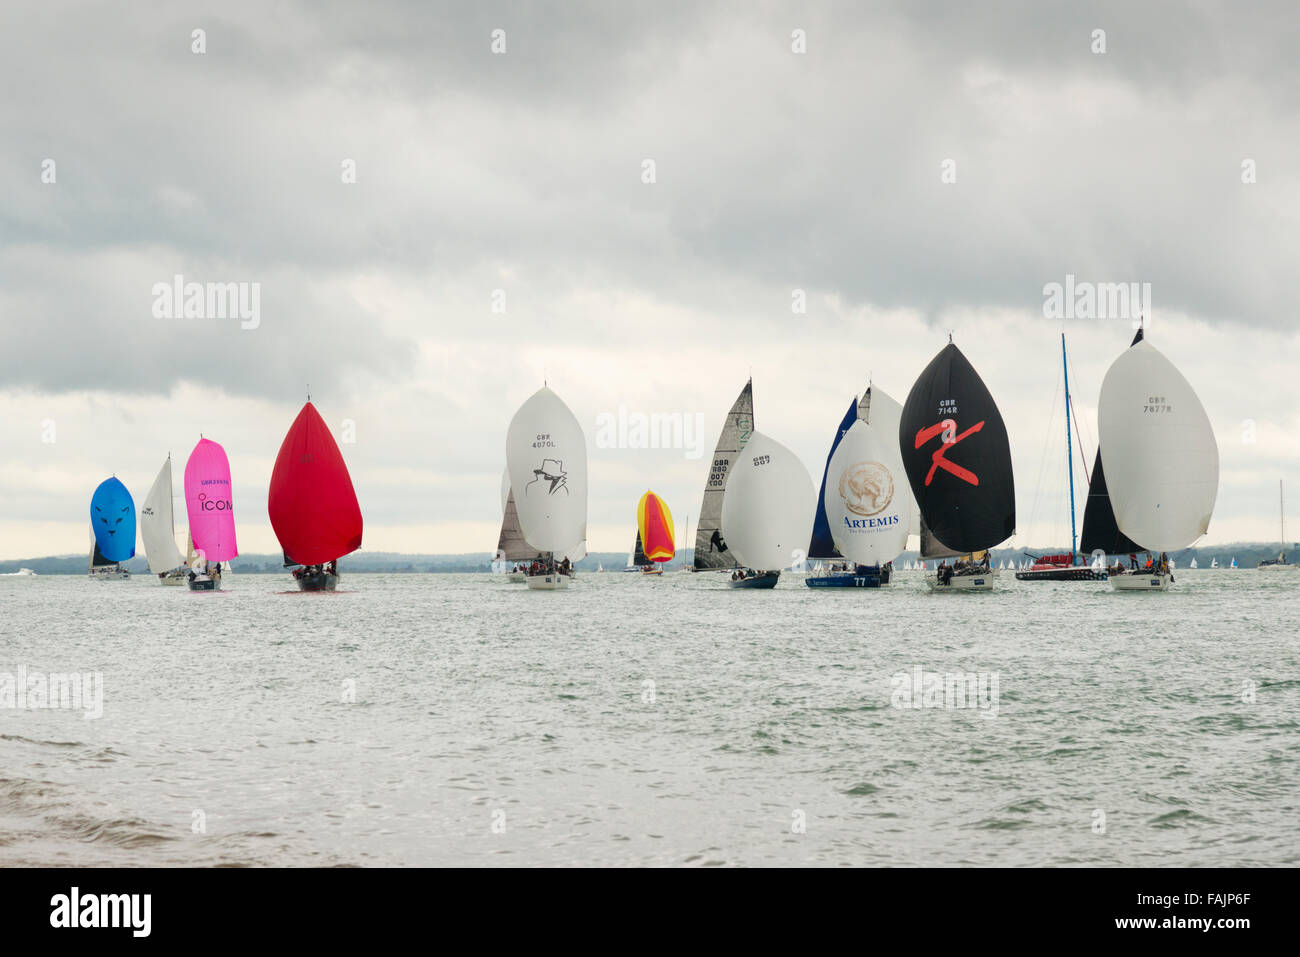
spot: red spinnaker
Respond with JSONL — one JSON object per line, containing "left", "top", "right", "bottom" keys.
{"left": 268, "top": 402, "right": 363, "bottom": 565}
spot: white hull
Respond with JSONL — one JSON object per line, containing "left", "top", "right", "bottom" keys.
{"left": 1257, "top": 563, "right": 1298, "bottom": 571}
{"left": 158, "top": 568, "right": 188, "bottom": 586}
{"left": 89, "top": 566, "right": 130, "bottom": 580}
{"left": 507, "top": 572, "right": 528, "bottom": 583}
{"left": 925, "top": 569, "right": 995, "bottom": 591}
{"left": 526, "top": 573, "right": 570, "bottom": 590}
{"left": 1110, "top": 571, "right": 1171, "bottom": 591}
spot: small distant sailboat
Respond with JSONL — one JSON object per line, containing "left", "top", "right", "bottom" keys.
{"left": 269, "top": 401, "right": 364, "bottom": 591}
{"left": 900, "top": 340, "right": 1015, "bottom": 591}
{"left": 183, "top": 437, "right": 238, "bottom": 591}
{"left": 1257, "top": 480, "right": 1296, "bottom": 570}
{"left": 1189, "top": 557, "right": 1198, "bottom": 569}
{"left": 88, "top": 477, "right": 135, "bottom": 580}
{"left": 1230, "top": 556, "right": 1238, "bottom": 569}
{"left": 634, "top": 491, "right": 675, "bottom": 575}
{"left": 694, "top": 379, "right": 754, "bottom": 571}
{"left": 141, "top": 456, "right": 187, "bottom": 584}
{"left": 506, "top": 386, "right": 587, "bottom": 590}
{"left": 721, "top": 431, "right": 815, "bottom": 588}
{"left": 1092, "top": 328, "right": 1219, "bottom": 591}
{"left": 1, "top": 568, "right": 36, "bottom": 576}
{"left": 1211, "top": 557, "right": 1220, "bottom": 568}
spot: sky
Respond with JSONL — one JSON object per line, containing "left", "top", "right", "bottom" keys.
{"left": 2, "top": 1, "right": 1298, "bottom": 560}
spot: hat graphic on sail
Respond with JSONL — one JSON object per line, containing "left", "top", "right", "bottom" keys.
{"left": 527, "top": 458, "right": 569, "bottom": 496}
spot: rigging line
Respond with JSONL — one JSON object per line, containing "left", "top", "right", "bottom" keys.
{"left": 1069, "top": 394, "right": 1092, "bottom": 485}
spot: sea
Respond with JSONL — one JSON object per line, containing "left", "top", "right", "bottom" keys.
{"left": 1, "top": 568, "right": 1296, "bottom": 867}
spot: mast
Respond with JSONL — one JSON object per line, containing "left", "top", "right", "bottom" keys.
{"left": 1281, "top": 479, "right": 1286, "bottom": 558}
{"left": 1062, "top": 334, "right": 1078, "bottom": 564}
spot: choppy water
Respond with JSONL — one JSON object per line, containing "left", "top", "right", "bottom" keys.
{"left": 1, "top": 568, "right": 1297, "bottom": 866}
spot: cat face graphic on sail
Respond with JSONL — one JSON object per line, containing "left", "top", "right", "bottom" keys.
{"left": 95, "top": 504, "right": 130, "bottom": 536}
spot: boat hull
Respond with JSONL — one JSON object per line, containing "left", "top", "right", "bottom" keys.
{"left": 1110, "top": 572, "right": 1171, "bottom": 591}
{"left": 527, "top": 573, "right": 570, "bottom": 590}
{"left": 1015, "top": 566, "right": 1107, "bottom": 582}
{"left": 158, "top": 569, "right": 188, "bottom": 586}
{"left": 88, "top": 566, "right": 130, "bottom": 580}
{"left": 925, "top": 570, "right": 995, "bottom": 591}
{"left": 641, "top": 567, "right": 664, "bottom": 576}
{"left": 728, "top": 571, "right": 780, "bottom": 589}
{"left": 806, "top": 566, "right": 892, "bottom": 588}
{"left": 187, "top": 577, "right": 218, "bottom": 591}
{"left": 1257, "top": 562, "right": 1297, "bottom": 571}
{"left": 295, "top": 570, "right": 338, "bottom": 592}
{"left": 507, "top": 572, "right": 528, "bottom": 583}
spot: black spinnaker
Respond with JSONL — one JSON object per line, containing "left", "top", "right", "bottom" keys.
{"left": 899, "top": 342, "right": 1015, "bottom": 553}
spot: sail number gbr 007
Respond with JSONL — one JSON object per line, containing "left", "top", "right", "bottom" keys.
{"left": 750, "top": 454, "right": 771, "bottom": 467}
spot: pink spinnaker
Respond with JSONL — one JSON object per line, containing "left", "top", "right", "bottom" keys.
{"left": 184, "top": 437, "right": 239, "bottom": 562}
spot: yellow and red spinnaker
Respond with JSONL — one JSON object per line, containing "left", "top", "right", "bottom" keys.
{"left": 636, "top": 491, "right": 675, "bottom": 562}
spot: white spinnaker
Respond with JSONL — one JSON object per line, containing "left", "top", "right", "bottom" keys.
{"left": 506, "top": 386, "right": 589, "bottom": 554}
{"left": 859, "top": 386, "right": 921, "bottom": 541}
{"left": 825, "top": 420, "right": 908, "bottom": 565}
{"left": 1098, "top": 340, "right": 1219, "bottom": 551}
{"left": 142, "top": 457, "right": 184, "bottom": 573}
{"left": 720, "top": 431, "right": 816, "bottom": 570}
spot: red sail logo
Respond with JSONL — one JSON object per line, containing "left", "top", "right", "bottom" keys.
{"left": 914, "top": 418, "right": 985, "bottom": 486}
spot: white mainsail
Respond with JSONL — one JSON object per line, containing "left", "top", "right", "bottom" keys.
{"left": 1097, "top": 339, "right": 1219, "bottom": 551}
{"left": 720, "top": 431, "right": 815, "bottom": 570}
{"left": 505, "top": 386, "right": 588, "bottom": 554}
{"left": 694, "top": 379, "right": 754, "bottom": 569}
{"left": 824, "top": 419, "right": 908, "bottom": 566}
{"left": 141, "top": 456, "right": 185, "bottom": 573}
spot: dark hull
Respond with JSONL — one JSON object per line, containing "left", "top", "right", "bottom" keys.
{"left": 806, "top": 566, "right": 892, "bottom": 588}
{"left": 728, "top": 572, "right": 780, "bottom": 589}
{"left": 187, "top": 578, "right": 217, "bottom": 591}
{"left": 1015, "top": 566, "right": 1107, "bottom": 582}
{"left": 296, "top": 570, "right": 339, "bottom": 591}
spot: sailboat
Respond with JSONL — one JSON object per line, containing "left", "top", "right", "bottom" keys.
{"left": 1257, "top": 481, "right": 1296, "bottom": 569}
{"left": 806, "top": 397, "right": 859, "bottom": 572}
{"left": 141, "top": 456, "right": 187, "bottom": 584}
{"left": 1189, "top": 557, "right": 1198, "bottom": 569}
{"left": 693, "top": 379, "right": 753, "bottom": 571}
{"left": 634, "top": 491, "right": 675, "bottom": 575}
{"left": 900, "top": 340, "right": 1015, "bottom": 591}
{"left": 1231, "top": 556, "right": 1238, "bottom": 569}
{"left": 269, "top": 401, "right": 364, "bottom": 591}
{"left": 88, "top": 477, "right": 135, "bottom": 580}
{"left": 1089, "top": 328, "right": 1219, "bottom": 591}
{"left": 720, "top": 431, "right": 816, "bottom": 588}
{"left": 806, "top": 386, "right": 910, "bottom": 588}
{"left": 183, "top": 437, "right": 238, "bottom": 591}
{"left": 1211, "top": 557, "right": 1220, "bottom": 568}
{"left": 1018, "top": 334, "right": 1107, "bottom": 582}
{"left": 506, "top": 386, "right": 587, "bottom": 590}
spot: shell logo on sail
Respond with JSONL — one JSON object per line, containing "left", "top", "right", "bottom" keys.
{"left": 840, "top": 461, "right": 894, "bottom": 517}
{"left": 636, "top": 491, "right": 675, "bottom": 562}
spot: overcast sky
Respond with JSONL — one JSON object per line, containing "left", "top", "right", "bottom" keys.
{"left": 2, "top": 1, "right": 1297, "bottom": 560}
